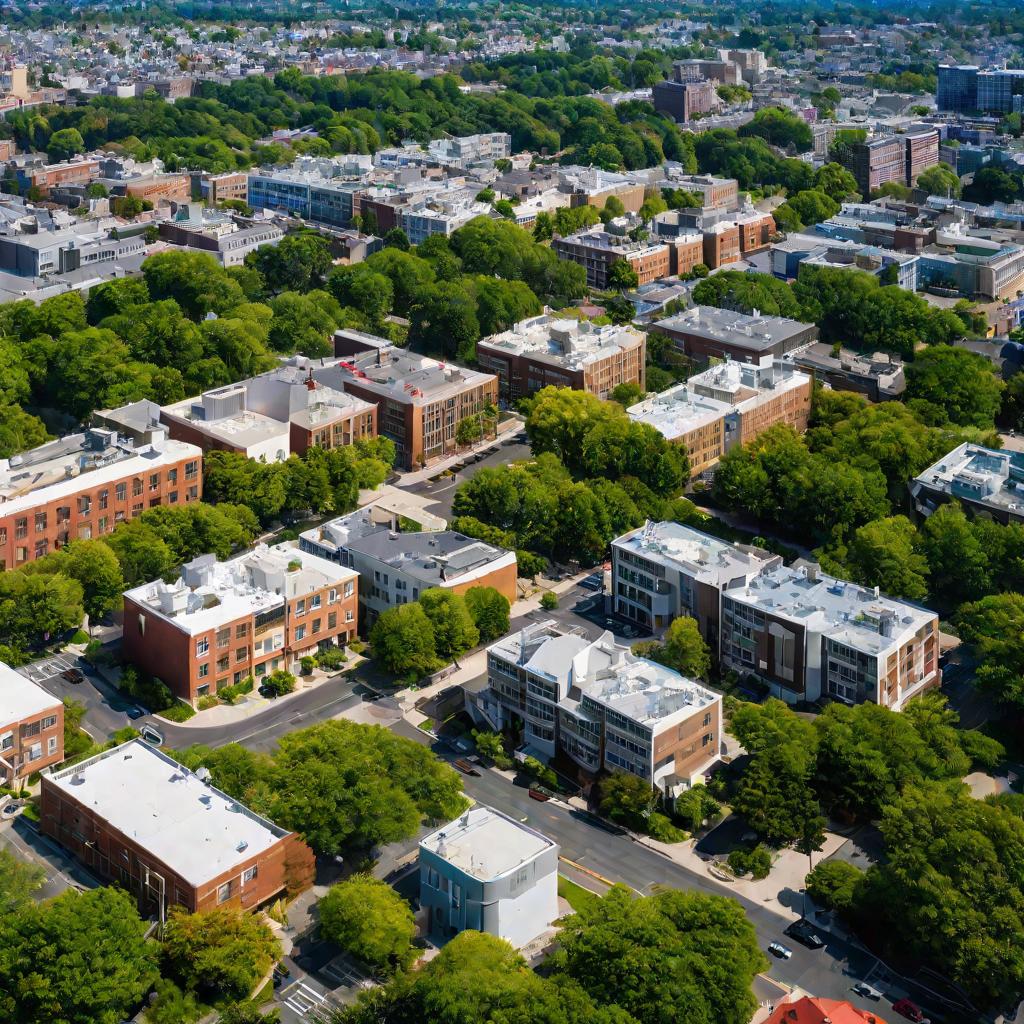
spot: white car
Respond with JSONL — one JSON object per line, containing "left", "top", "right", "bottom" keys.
{"left": 768, "top": 941, "right": 792, "bottom": 960}
{"left": 852, "top": 982, "right": 883, "bottom": 1001}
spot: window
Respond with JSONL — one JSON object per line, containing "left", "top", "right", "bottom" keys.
{"left": 217, "top": 880, "right": 233, "bottom": 903}
{"left": 116, "top": 483, "right": 127, "bottom": 501}
{"left": 0, "top": 732, "right": 12, "bottom": 751}
{"left": 295, "top": 625, "right": 306, "bottom": 642}
{"left": 235, "top": 624, "right": 248, "bottom": 638}
{"left": 98, "top": 489, "right": 109, "bottom": 510}
{"left": 310, "top": 594, "right": 321, "bottom": 609}
{"left": 217, "top": 628, "right": 231, "bottom": 648}
{"left": 236, "top": 647, "right": 248, "bottom": 662}
{"left": 328, "top": 611, "right": 337, "bottom": 630}
{"left": 28, "top": 743, "right": 42, "bottom": 762}
{"left": 295, "top": 599, "right": 306, "bottom": 616}
{"left": 41, "top": 715, "right": 57, "bottom": 730}
{"left": 242, "top": 865, "right": 258, "bottom": 884}
{"left": 198, "top": 663, "right": 209, "bottom": 678}
{"left": 149, "top": 473, "right": 160, "bottom": 491}
{"left": 345, "top": 610, "right": 354, "bottom": 623}
{"left": 48, "top": 736, "right": 57, "bottom": 755}
{"left": 132, "top": 478, "right": 143, "bottom": 497}
{"left": 196, "top": 638, "right": 209, "bottom": 657}
{"left": 344, "top": 581, "right": 354, "bottom": 598}
{"left": 328, "top": 588, "right": 337, "bottom": 603}
{"left": 311, "top": 618, "right": 321, "bottom": 634}
{"left": 197, "top": 683, "right": 210, "bottom": 696}
{"left": 34, "top": 512, "right": 46, "bottom": 532}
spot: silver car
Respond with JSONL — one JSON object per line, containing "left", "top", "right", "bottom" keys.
{"left": 768, "top": 941, "right": 792, "bottom": 960}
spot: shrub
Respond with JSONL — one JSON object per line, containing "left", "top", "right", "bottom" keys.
{"left": 517, "top": 550, "right": 547, "bottom": 578}
{"left": 522, "top": 755, "right": 558, "bottom": 790}
{"left": 673, "top": 784, "right": 721, "bottom": 833}
{"left": 160, "top": 701, "right": 197, "bottom": 723}
{"left": 472, "top": 729, "right": 512, "bottom": 769}
{"left": 119, "top": 664, "right": 175, "bottom": 712}
{"left": 648, "top": 812, "right": 688, "bottom": 843}
{"left": 300, "top": 656, "right": 316, "bottom": 676}
{"left": 728, "top": 844, "right": 772, "bottom": 879}
{"left": 261, "top": 670, "right": 296, "bottom": 697}
{"left": 316, "top": 646, "right": 347, "bottom": 670}
{"left": 540, "top": 591, "right": 559, "bottom": 610}
{"left": 197, "top": 694, "right": 218, "bottom": 711}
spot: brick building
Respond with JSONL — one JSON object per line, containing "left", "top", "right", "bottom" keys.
{"left": 323, "top": 331, "right": 498, "bottom": 470}
{"left": 0, "top": 663, "right": 64, "bottom": 785}
{"left": 553, "top": 228, "right": 671, "bottom": 289}
{"left": 161, "top": 363, "right": 377, "bottom": 462}
{"left": 652, "top": 78, "right": 718, "bottom": 123}
{"left": 193, "top": 171, "right": 250, "bottom": 205}
{"left": 476, "top": 315, "right": 646, "bottom": 402}
{"left": 122, "top": 542, "right": 359, "bottom": 704}
{"left": 16, "top": 157, "right": 99, "bottom": 196}
{"left": 42, "top": 739, "right": 315, "bottom": 916}
{"left": 847, "top": 136, "right": 906, "bottom": 197}
{"left": 627, "top": 358, "right": 812, "bottom": 477}
{"left": 903, "top": 127, "right": 940, "bottom": 186}
{"left": 0, "top": 427, "right": 201, "bottom": 571}
{"left": 124, "top": 173, "right": 191, "bottom": 205}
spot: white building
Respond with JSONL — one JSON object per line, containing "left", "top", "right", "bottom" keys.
{"left": 419, "top": 806, "right": 559, "bottom": 948}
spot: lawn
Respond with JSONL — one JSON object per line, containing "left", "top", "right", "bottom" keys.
{"left": 558, "top": 875, "right": 603, "bottom": 915}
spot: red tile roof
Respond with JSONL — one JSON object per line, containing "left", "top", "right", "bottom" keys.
{"left": 765, "top": 996, "right": 889, "bottom": 1024}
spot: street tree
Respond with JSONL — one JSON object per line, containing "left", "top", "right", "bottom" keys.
{"left": 464, "top": 586, "right": 511, "bottom": 643}
{"left": 419, "top": 588, "right": 479, "bottom": 661}
{"left": 369, "top": 603, "right": 441, "bottom": 678}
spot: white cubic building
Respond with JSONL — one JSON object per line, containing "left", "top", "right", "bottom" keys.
{"left": 419, "top": 806, "right": 559, "bottom": 949}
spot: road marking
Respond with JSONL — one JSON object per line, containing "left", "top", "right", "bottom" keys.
{"left": 558, "top": 855, "right": 623, "bottom": 891}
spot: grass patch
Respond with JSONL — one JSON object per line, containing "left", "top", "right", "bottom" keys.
{"left": 558, "top": 875, "right": 602, "bottom": 914}
{"left": 417, "top": 720, "right": 435, "bottom": 733}
{"left": 21, "top": 801, "right": 40, "bottom": 823}
{"left": 158, "top": 700, "right": 196, "bottom": 723}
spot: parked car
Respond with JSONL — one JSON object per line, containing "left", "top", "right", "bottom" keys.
{"left": 453, "top": 758, "right": 481, "bottom": 777}
{"left": 785, "top": 919, "right": 825, "bottom": 949}
{"left": 140, "top": 725, "right": 164, "bottom": 747}
{"left": 579, "top": 573, "right": 603, "bottom": 591}
{"left": 893, "top": 999, "right": 930, "bottom": 1023}
{"left": 768, "top": 941, "right": 792, "bottom": 960}
{"left": 852, "top": 982, "right": 883, "bottom": 1001}
{"left": 529, "top": 786, "right": 554, "bottom": 802}
{"left": 126, "top": 706, "right": 146, "bottom": 720}
{"left": 61, "top": 668, "right": 84, "bottom": 684}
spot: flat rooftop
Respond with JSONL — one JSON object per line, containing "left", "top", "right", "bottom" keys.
{"left": 726, "top": 563, "right": 935, "bottom": 655}
{"left": 479, "top": 315, "right": 644, "bottom": 370}
{"left": 420, "top": 806, "right": 554, "bottom": 881}
{"left": 912, "top": 442, "right": 1024, "bottom": 514}
{"left": 45, "top": 739, "right": 288, "bottom": 886}
{"left": 656, "top": 305, "right": 814, "bottom": 352}
{"left": 0, "top": 431, "right": 199, "bottom": 518}
{"left": 627, "top": 382, "right": 727, "bottom": 439}
{"left": 614, "top": 521, "right": 775, "bottom": 587}
{"left": 123, "top": 541, "right": 357, "bottom": 636}
{"left": 0, "top": 661, "right": 61, "bottom": 725}
{"left": 344, "top": 530, "right": 514, "bottom": 587}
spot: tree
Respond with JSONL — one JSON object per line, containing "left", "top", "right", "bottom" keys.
{"left": 217, "top": 1004, "right": 281, "bottom": 1024}
{"left": 956, "top": 593, "right": 1024, "bottom": 709}
{"left": 0, "top": 848, "right": 44, "bottom": 915}
{"left": 409, "top": 281, "right": 480, "bottom": 362}
{"left": 261, "top": 669, "right": 296, "bottom": 697}
{"left": 0, "top": 405, "right": 49, "bottom": 459}
{"left": 600, "top": 195, "right": 626, "bottom": 223}
{"left": 827, "top": 515, "right": 930, "bottom": 602}
{"left": 598, "top": 772, "right": 656, "bottom": 831}
{"left": 59, "top": 540, "right": 125, "bottom": 624}
{"left": 916, "top": 162, "right": 961, "bottom": 198}
{"left": 319, "top": 875, "right": 416, "bottom": 974}
{"left": 47, "top": 127, "right": 86, "bottom": 162}
{"left": 609, "top": 381, "right": 644, "bottom": 407}
{"left": 370, "top": 603, "right": 440, "bottom": 678}
{"left": 418, "top": 588, "right": 479, "bottom": 660}
{"left": 555, "top": 885, "right": 767, "bottom": 1024}
{"left": 247, "top": 233, "right": 332, "bottom": 294}
{"left": 805, "top": 860, "right": 863, "bottom": 914}
{"left": 672, "top": 784, "right": 720, "bottom": 833}
{"left": 383, "top": 227, "right": 410, "bottom": 251}
{"left": 540, "top": 591, "right": 559, "bottom": 610}
{"left": 905, "top": 346, "right": 1003, "bottom": 428}
{"left": 658, "top": 616, "right": 711, "bottom": 678}
{"left": 0, "top": 886, "right": 158, "bottom": 1024}
{"left": 918, "top": 502, "right": 991, "bottom": 606}
{"left": 464, "top": 586, "right": 511, "bottom": 643}
{"left": 607, "top": 259, "right": 639, "bottom": 291}
{"left": 161, "top": 904, "right": 280, "bottom": 1002}
{"left": 143, "top": 251, "right": 245, "bottom": 319}
{"left": 814, "top": 162, "right": 859, "bottom": 201}
{"left": 738, "top": 106, "right": 813, "bottom": 152}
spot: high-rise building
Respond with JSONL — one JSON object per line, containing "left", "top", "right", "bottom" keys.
{"left": 936, "top": 65, "right": 979, "bottom": 113}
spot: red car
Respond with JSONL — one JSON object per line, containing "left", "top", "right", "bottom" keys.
{"left": 892, "top": 999, "right": 929, "bottom": 1023}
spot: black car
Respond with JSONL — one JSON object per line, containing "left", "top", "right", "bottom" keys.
{"left": 785, "top": 919, "right": 825, "bottom": 949}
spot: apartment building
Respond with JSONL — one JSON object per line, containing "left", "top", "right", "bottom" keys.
{"left": 122, "top": 542, "right": 359, "bottom": 703}
{"left": 652, "top": 78, "right": 718, "bottom": 123}
{"left": 651, "top": 203, "right": 774, "bottom": 270}
{"left": 16, "top": 157, "right": 99, "bottom": 196}
{"left": 0, "top": 427, "right": 201, "bottom": 571}
{"left": 611, "top": 520, "right": 779, "bottom": 638}
{"left": 903, "top": 127, "right": 940, "bottom": 186}
{"left": 426, "top": 132, "right": 512, "bottom": 169}
{"left": 158, "top": 205, "right": 284, "bottom": 267}
{"left": 793, "top": 344, "right": 906, "bottom": 402}
{"left": 657, "top": 173, "right": 738, "bottom": 210}
{"left": 161, "top": 362, "right": 377, "bottom": 461}
{"left": 0, "top": 663, "right": 64, "bottom": 785}
{"left": 627, "top": 358, "right": 812, "bottom": 476}
{"left": 331, "top": 528, "right": 517, "bottom": 626}
{"left": 323, "top": 331, "right": 498, "bottom": 470}
{"left": 611, "top": 524, "right": 940, "bottom": 710}
{"left": 470, "top": 623, "right": 722, "bottom": 794}
{"left": 847, "top": 136, "right": 906, "bottom": 197}
{"left": 419, "top": 806, "right": 558, "bottom": 948}
{"left": 650, "top": 305, "right": 819, "bottom": 365}
{"left": 193, "top": 170, "right": 250, "bottom": 205}
{"left": 557, "top": 166, "right": 646, "bottom": 213}
{"left": 553, "top": 228, "right": 670, "bottom": 289}
{"left": 41, "top": 739, "right": 315, "bottom": 916}
{"left": 910, "top": 442, "right": 1024, "bottom": 526}
{"left": 123, "top": 173, "right": 191, "bottom": 205}
{"left": 720, "top": 562, "right": 939, "bottom": 708}
{"left": 476, "top": 315, "right": 646, "bottom": 402}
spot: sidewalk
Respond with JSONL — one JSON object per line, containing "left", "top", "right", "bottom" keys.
{"left": 391, "top": 415, "right": 524, "bottom": 488}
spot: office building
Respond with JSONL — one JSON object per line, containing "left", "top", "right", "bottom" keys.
{"left": 122, "top": 542, "right": 359, "bottom": 703}
{"left": 938, "top": 64, "right": 1024, "bottom": 115}
{"left": 0, "top": 663, "right": 64, "bottom": 785}
{"left": 650, "top": 305, "right": 818, "bottom": 365}
{"left": 160, "top": 363, "right": 377, "bottom": 462}
{"left": 660, "top": 173, "right": 739, "bottom": 211}
{"left": 15, "top": 157, "right": 98, "bottom": 196}
{"left": 0, "top": 427, "right": 201, "bottom": 571}
{"left": 976, "top": 70, "right": 1024, "bottom": 115}
{"left": 476, "top": 315, "right": 646, "bottom": 402}
{"left": 557, "top": 167, "right": 646, "bottom": 214}
{"left": 426, "top": 132, "right": 512, "bottom": 169}
{"left": 720, "top": 562, "right": 939, "bottom": 708}
{"left": 611, "top": 520, "right": 779, "bottom": 637}
{"left": 471, "top": 623, "right": 722, "bottom": 794}
{"left": 553, "top": 228, "right": 670, "bottom": 289}
{"left": 937, "top": 65, "right": 979, "bottom": 113}
{"left": 792, "top": 344, "right": 906, "bottom": 402}
{"left": 652, "top": 78, "right": 718, "bottom": 123}
{"left": 324, "top": 331, "right": 498, "bottom": 470}
{"left": 419, "top": 807, "right": 559, "bottom": 948}
{"left": 910, "top": 442, "right": 1024, "bottom": 526}
{"left": 903, "top": 127, "right": 940, "bottom": 186}
{"left": 42, "top": 739, "right": 315, "bottom": 916}
{"left": 0, "top": 215, "right": 148, "bottom": 279}
{"left": 157, "top": 204, "right": 284, "bottom": 267}
{"left": 626, "top": 358, "right": 812, "bottom": 477}
{"left": 847, "top": 136, "right": 906, "bottom": 196}
{"left": 193, "top": 170, "right": 249, "bottom": 205}
{"left": 335, "top": 529, "right": 517, "bottom": 626}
